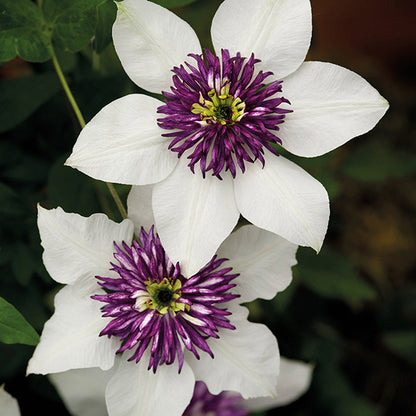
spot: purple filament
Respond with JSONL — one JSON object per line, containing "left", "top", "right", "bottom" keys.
{"left": 92, "top": 226, "right": 239, "bottom": 373}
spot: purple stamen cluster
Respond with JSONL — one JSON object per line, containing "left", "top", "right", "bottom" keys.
{"left": 157, "top": 48, "right": 292, "bottom": 179}
{"left": 183, "top": 381, "right": 248, "bottom": 416}
{"left": 92, "top": 227, "right": 239, "bottom": 373}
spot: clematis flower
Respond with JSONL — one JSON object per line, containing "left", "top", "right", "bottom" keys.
{"left": 66, "top": 0, "right": 388, "bottom": 277}
{"left": 49, "top": 357, "right": 313, "bottom": 416}
{"left": 0, "top": 385, "right": 20, "bottom": 416}
{"left": 27, "top": 203, "right": 298, "bottom": 416}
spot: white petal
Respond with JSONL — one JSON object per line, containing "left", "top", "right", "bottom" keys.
{"left": 211, "top": 0, "right": 311, "bottom": 79}
{"left": 188, "top": 305, "right": 279, "bottom": 399}
{"left": 217, "top": 224, "right": 297, "bottom": 303}
{"left": 38, "top": 205, "right": 134, "bottom": 285}
{"left": 280, "top": 61, "right": 389, "bottom": 157}
{"left": 50, "top": 367, "right": 113, "bottom": 416}
{"left": 106, "top": 353, "right": 194, "bottom": 416}
{"left": 152, "top": 159, "right": 239, "bottom": 277}
{"left": 0, "top": 386, "right": 20, "bottom": 416}
{"left": 234, "top": 155, "right": 329, "bottom": 252}
{"left": 127, "top": 185, "right": 155, "bottom": 235}
{"left": 66, "top": 94, "right": 178, "bottom": 185}
{"left": 244, "top": 357, "right": 313, "bottom": 410}
{"left": 113, "top": 0, "right": 202, "bottom": 94}
{"left": 27, "top": 283, "right": 119, "bottom": 375}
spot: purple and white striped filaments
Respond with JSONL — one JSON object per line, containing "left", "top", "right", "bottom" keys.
{"left": 92, "top": 226, "right": 239, "bottom": 373}
{"left": 157, "top": 48, "right": 292, "bottom": 179}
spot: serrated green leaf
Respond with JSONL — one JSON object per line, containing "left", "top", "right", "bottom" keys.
{"left": 0, "top": 72, "right": 60, "bottom": 133}
{"left": 150, "top": 0, "right": 199, "bottom": 7}
{"left": 42, "top": 0, "right": 105, "bottom": 53}
{"left": 296, "top": 247, "right": 377, "bottom": 307}
{"left": 0, "top": 297, "right": 39, "bottom": 346}
{"left": 0, "top": 0, "right": 52, "bottom": 62}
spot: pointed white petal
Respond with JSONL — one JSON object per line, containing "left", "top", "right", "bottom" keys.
{"left": 127, "top": 185, "right": 155, "bottom": 235}
{"left": 188, "top": 305, "right": 279, "bottom": 399}
{"left": 234, "top": 155, "right": 329, "bottom": 252}
{"left": 152, "top": 159, "right": 239, "bottom": 277}
{"left": 244, "top": 357, "right": 313, "bottom": 410}
{"left": 218, "top": 224, "right": 297, "bottom": 303}
{"left": 0, "top": 386, "right": 20, "bottom": 416}
{"left": 38, "top": 205, "right": 133, "bottom": 285}
{"left": 66, "top": 94, "right": 178, "bottom": 185}
{"left": 211, "top": 0, "right": 311, "bottom": 79}
{"left": 106, "top": 353, "right": 194, "bottom": 416}
{"left": 50, "top": 367, "right": 113, "bottom": 416}
{"left": 113, "top": 0, "right": 202, "bottom": 94}
{"left": 27, "top": 283, "right": 119, "bottom": 375}
{"left": 281, "top": 61, "right": 389, "bottom": 157}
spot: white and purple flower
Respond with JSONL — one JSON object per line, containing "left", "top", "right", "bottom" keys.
{"left": 66, "top": 0, "right": 388, "bottom": 277}
{"left": 48, "top": 357, "right": 313, "bottom": 416}
{"left": 0, "top": 385, "right": 20, "bottom": 416}
{"left": 27, "top": 202, "right": 298, "bottom": 416}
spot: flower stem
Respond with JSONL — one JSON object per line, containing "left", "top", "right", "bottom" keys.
{"left": 51, "top": 49, "right": 86, "bottom": 128}
{"left": 106, "top": 182, "right": 128, "bottom": 220}
{"left": 51, "top": 48, "right": 128, "bottom": 220}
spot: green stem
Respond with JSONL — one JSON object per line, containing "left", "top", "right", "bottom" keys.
{"left": 51, "top": 49, "right": 127, "bottom": 220}
{"left": 106, "top": 182, "right": 128, "bottom": 220}
{"left": 51, "top": 49, "right": 86, "bottom": 128}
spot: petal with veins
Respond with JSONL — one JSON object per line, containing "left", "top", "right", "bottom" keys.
{"left": 66, "top": 94, "right": 178, "bottom": 185}
{"left": 280, "top": 61, "right": 389, "bottom": 157}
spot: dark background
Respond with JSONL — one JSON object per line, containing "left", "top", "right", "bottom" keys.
{"left": 0, "top": 0, "right": 415, "bottom": 414}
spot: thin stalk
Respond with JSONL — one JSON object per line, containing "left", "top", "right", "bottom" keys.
{"left": 51, "top": 49, "right": 86, "bottom": 128}
{"left": 106, "top": 182, "right": 128, "bottom": 220}
{"left": 51, "top": 49, "right": 127, "bottom": 219}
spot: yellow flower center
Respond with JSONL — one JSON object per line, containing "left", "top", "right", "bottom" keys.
{"left": 142, "top": 278, "right": 187, "bottom": 315}
{"left": 191, "top": 83, "right": 246, "bottom": 125}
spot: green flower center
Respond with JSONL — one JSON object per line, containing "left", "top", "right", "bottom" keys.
{"left": 144, "top": 278, "right": 187, "bottom": 315}
{"left": 191, "top": 83, "right": 246, "bottom": 125}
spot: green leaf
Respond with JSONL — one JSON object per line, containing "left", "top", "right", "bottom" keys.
{"left": 296, "top": 247, "right": 377, "bottom": 307}
{"left": 0, "top": 0, "right": 52, "bottom": 62}
{"left": 150, "top": 0, "right": 199, "bottom": 7}
{"left": 0, "top": 297, "right": 40, "bottom": 346}
{"left": 0, "top": 72, "right": 60, "bottom": 133}
{"left": 382, "top": 331, "right": 416, "bottom": 363}
{"left": 94, "top": 0, "right": 117, "bottom": 54}
{"left": 342, "top": 138, "right": 416, "bottom": 182}
{"left": 42, "top": 0, "right": 105, "bottom": 53}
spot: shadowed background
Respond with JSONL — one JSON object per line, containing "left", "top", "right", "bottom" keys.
{"left": 0, "top": 0, "right": 415, "bottom": 414}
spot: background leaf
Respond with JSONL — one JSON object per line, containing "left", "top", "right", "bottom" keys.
{"left": 42, "top": 0, "right": 105, "bottom": 53}
{"left": 0, "top": 297, "right": 40, "bottom": 346}
{"left": 0, "top": 0, "right": 52, "bottom": 62}
{"left": 150, "top": 0, "right": 199, "bottom": 7}
{"left": 94, "top": 0, "right": 117, "bottom": 54}
{"left": 296, "top": 247, "right": 377, "bottom": 307}
{"left": 0, "top": 72, "right": 60, "bottom": 133}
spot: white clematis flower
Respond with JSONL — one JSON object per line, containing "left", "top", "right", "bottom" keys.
{"left": 49, "top": 357, "right": 313, "bottom": 416}
{"left": 27, "top": 204, "right": 298, "bottom": 416}
{"left": 66, "top": 0, "right": 388, "bottom": 277}
{"left": 0, "top": 385, "right": 20, "bottom": 416}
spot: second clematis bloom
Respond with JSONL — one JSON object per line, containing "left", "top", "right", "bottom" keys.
{"left": 27, "top": 202, "right": 298, "bottom": 416}
{"left": 48, "top": 357, "right": 313, "bottom": 416}
{"left": 66, "top": 0, "right": 388, "bottom": 277}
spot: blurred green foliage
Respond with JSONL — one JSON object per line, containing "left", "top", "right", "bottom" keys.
{"left": 0, "top": 0, "right": 415, "bottom": 415}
